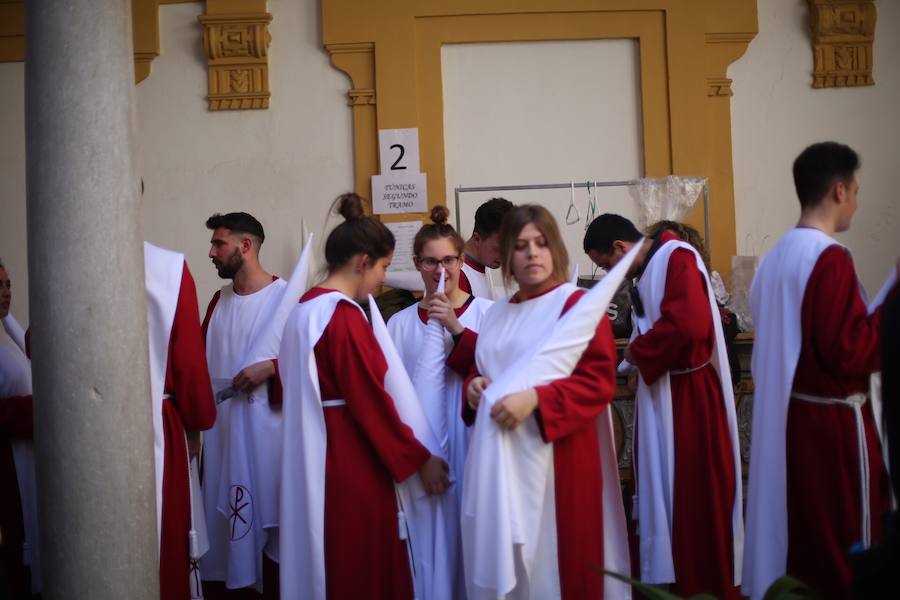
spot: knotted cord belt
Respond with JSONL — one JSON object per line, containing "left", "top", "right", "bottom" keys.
{"left": 791, "top": 391, "right": 871, "bottom": 548}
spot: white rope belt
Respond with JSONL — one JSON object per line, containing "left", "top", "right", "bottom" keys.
{"left": 162, "top": 393, "right": 173, "bottom": 400}
{"left": 670, "top": 359, "right": 711, "bottom": 376}
{"left": 321, "top": 399, "right": 347, "bottom": 408}
{"left": 792, "top": 391, "right": 871, "bottom": 547}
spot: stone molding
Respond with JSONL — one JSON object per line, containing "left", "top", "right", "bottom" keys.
{"left": 707, "top": 77, "right": 733, "bottom": 97}
{"left": 326, "top": 42, "right": 377, "bottom": 107}
{"left": 808, "top": 0, "right": 876, "bottom": 88}
{"left": 199, "top": 11, "right": 273, "bottom": 110}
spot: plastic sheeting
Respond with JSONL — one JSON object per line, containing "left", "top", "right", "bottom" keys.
{"left": 628, "top": 176, "right": 706, "bottom": 229}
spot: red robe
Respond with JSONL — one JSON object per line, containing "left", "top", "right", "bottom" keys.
{"left": 302, "top": 287, "right": 431, "bottom": 599}
{"left": 0, "top": 392, "right": 33, "bottom": 597}
{"left": 159, "top": 263, "right": 217, "bottom": 600}
{"left": 785, "top": 245, "right": 893, "bottom": 599}
{"left": 451, "top": 284, "right": 617, "bottom": 599}
{"left": 628, "top": 233, "right": 739, "bottom": 599}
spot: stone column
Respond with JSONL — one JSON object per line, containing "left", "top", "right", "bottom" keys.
{"left": 24, "top": 2, "right": 158, "bottom": 598}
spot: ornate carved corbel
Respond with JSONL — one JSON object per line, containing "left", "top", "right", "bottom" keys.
{"left": 199, "top": 3, "right": 272, "bottom": 110}
{"left": 808, "top": 0, "right": 876, "bottom": 88}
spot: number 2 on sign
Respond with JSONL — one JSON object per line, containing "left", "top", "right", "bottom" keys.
{"left": 390, "top": 144, "right": 407, "bottom": 170}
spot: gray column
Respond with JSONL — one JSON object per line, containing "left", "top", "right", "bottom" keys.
{"left": 25, "top": 2, "right": 158, "bottom": 599}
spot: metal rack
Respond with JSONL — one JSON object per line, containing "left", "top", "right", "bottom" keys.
{"left": 453, "top": 177, "right": 711, "bottom": 257}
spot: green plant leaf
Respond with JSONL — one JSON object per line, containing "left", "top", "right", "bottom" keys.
{"left": 761, "top": 575, "right": 822, "bottom": 600}
{"left": 601, "top": 569, "right": 685, "bottom": 600}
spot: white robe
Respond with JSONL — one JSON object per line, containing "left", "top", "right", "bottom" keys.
{"left": 388, "top": 298, "right": 492, "bottom": 488}
{"left": 461, "top": 261, "right": 495, "bottom": 300}
{"left": 632, "top": 240, "right": 743, "bottom": 585}
{"left": 388, "top": 296, "right": 492, "bottom": 599}
{"left": 202, "top": 279, "right": 286, "bottom": 589}
{"left": 0, "top": 315, "right": 41, "bottom": 594}
{"left": 143, "top": 242, "right": 183, "bottom": 547}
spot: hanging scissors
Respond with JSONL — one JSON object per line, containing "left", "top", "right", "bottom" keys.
{"left": 565, "top": 181, "right": 581, "bottom": 225}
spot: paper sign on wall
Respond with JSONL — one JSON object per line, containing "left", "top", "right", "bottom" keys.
{"left": 378, "top": 128, "right": 421, "bottom": 174}
{"left": 372, "top": 172, "right": 428, "bottom": 214}
{"left": 384, "top": 220, "right": 422, "bottom": 272}
{"left": 373, "top": 128, "right": 428, "bottom": 214}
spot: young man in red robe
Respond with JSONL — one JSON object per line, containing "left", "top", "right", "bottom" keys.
{"left": 584, "top": 214, "right": 743, "bottom": 599}
{"left": 458, "top": 197, "right": 514, "bottom": 298}
{"left": 145, "top": 245, "right": 217, "bottom": 600}
{"left": 0, "top": 260, "right": 35, "bottom": 598}
{"left": 744, "top": 142, "right": 899, "bottom": 600}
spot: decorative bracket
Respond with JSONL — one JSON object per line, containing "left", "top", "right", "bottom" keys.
{"left": 198, "top": 9, "right": 272, "bottom": 110}
{"left": 808, "top": 0, "right": 876, "bottom": 88}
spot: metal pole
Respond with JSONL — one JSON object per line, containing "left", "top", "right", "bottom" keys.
{"left": 455, "top": 179, "right": 640, "bottom": 194}
{"left": 703, "top": 182, "right": 711, "bottom": 260}
{"left": 454, "top": 186, "right": 461, "bottom": 231}
{"left": 25, "top": 1, "right": 159, "bottom": 598}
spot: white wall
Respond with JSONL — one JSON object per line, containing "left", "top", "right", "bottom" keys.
{"left": 0, "top": 61, "right": 26, "bottom": 327}
{"left": 730, "top": 0, "right": 900, "bottom": 294}
{"left": 0, "top": 0, "right": 354, "bottom": 326}
{"left": 442, "top": 40, "right": 644, "bottom": 280}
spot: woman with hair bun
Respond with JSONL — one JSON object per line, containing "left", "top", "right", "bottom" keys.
{"left": 278, "top": 193, "right": 451, "bottom": 600}
{"left": 387, "top": 205, "right": 494, "bottom": 598}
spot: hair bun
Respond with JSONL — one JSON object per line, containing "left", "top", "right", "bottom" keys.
{"left": 429, "top": 205, "right": 450, "bottom": 225}
{"left": 336, "top": 193, "right": 365, "bottom": 221}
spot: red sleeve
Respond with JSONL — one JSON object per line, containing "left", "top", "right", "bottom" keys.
{"left": 0, "top": 394, "right": 33, "bottom": 438}
{"left": 804, "top": 246, "right": 887, "bottom": 376}
{"left": 461, "top": 368, "right": 480, "bottom": 426}
{"left": 268, "top": 359, "right": 283, "bottom": 406}
{"left": 628, "top": 248, "right": 712, "bottom": 384}
{"left": 446, "top": 328, "right": 478, "bottom": 378}
{"left": 329, "top": 301, "right": 431, "bottom": 481}
{"left": 458, "top": 270, "right": 472, "bottom": 294}
{"left": 532, "top": 291, "right": 617, "bottom": 443}
{"left": 166, "top": 263, "right": 216, "bottom": 432}
{"left": 201, "top": 290, "right": 221, "bottom": 341}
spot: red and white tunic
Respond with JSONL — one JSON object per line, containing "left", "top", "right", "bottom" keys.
{"left": 628, "top": 231, "right": 743, "bottom": 598}
{"left": 279, "top": 287, "right": 431, "bottom": 599}
{"left": 452, "top": 281, "right": 630, "bottom": 599}
{"left": 745, "top": 227, "right": 896, "bottom": 600}
{"left": 145, "top": 242, "right": 217, "bottom": 600}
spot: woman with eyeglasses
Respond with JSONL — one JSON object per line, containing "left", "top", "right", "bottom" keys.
{"left": 387, "top": 205, "right": 493, "bottom": 599}
{"left": 456, "top": 204, "right": 627, "bottom": 600}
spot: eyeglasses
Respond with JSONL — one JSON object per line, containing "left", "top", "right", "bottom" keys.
{"left": 416, "top": 255, "right": 461, "bottom": 271}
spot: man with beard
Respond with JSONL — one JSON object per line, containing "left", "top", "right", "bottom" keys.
{"left": 200, "top": 213, "right": 284, "bottom": 599}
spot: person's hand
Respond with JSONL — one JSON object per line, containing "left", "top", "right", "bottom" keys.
{"left": 232, "top": 359, "right": 275, "bottom": 393}
{"left": 627, "top": 369, "right": 638, "bottom": 394}
{"left": 623, "top": 344, "right": 635, "bottom": 364}
{"left": 187, "top": 430, "right": 202, "bottom": 459}
{"left": 466, "top": 376, "right": 490, "bottom": 411}
{"left": 426, "top": 292, "right": 464, "bottom": 335}
{"left": 491, "top": 389, "right": 539, "bottom": 430}
{"left": 418, "top": 455, "right": 451, "bottom": 495}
